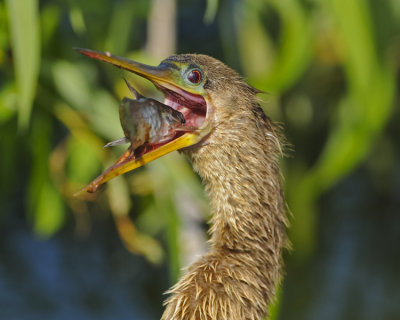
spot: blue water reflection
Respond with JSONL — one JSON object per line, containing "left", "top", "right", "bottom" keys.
{"left": 0, "top": 215, "right": 165, "bottom": 320}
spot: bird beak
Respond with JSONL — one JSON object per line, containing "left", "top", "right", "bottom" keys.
{"left": 75, "top": 48, "right": 177, "bottom": 88}
{"left": 74, "top": 49, "right": 207, "bottom": 195}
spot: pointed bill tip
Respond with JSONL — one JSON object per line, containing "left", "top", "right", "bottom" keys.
{"left": 73, "top": 185, "right": 97, "bottom": 197}
{"left": 74, "top": 47, "right": 115, "bottom": 61}
{"left": 73, "top": 47, "right": 135, "bottom": 72}
{"left": 74, "top": 48, "right": 173, "bottom": 86}
{"left": 73, "top": 133, "right": 202, "bottom": 196}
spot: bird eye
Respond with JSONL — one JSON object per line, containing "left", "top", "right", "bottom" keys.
{"left": 186, "top": 69, "right": 202, "bottom": 84}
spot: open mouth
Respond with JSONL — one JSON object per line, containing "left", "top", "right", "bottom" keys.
{"left": 130, "top": 82, "right": 208, "bottom": 159}
{"left": 74, "top": 48, "right": 210, "bottom": 195}
{"left": 162, "top": 86, "right": 207, "bottom": 128}
{"left": 162, "top": 85, "right": 207, "bottom": 136}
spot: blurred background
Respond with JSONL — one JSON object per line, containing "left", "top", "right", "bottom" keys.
{"left": 1, "top": 0, "right": 400, "bottom": 319}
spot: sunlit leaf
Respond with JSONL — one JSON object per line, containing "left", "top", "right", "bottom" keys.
{"left": 90, "top": 90, "right": 122, "bottom": 140}
{"left": 311, "top": 0, "right": 396, "bottom": 192}
{"left": 287, "top": 0, "right": 396, "bottom": 257}
{"left": 69, "top": 6, "right": 86, "bottom": 36}
{"left": 52, "top": 60, "right": 92, "bottom": 111}
{"left": 264, "top": 0, "right": 312, "bottom": 92}
{"left": 34, "top": 179, "right": 65, "bottom": 237}
{"left": 5, "top": 0, "right": 40, "bottom": 130}
{"left": 67, "top": 137, "right": 102, "bottom": 184}
{"left": 238, "top": 0, "right": 312, "bottom": 93}
{"left": 107, "top": 175, "right": 131, "bottom": 217}
{"left": 114, "top": 214, "right": 164, "bottom": 265}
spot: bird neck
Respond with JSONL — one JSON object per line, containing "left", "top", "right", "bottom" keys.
{"left": 164, "top": 104, "right": 287, "bottom": 320}
{"left": 208, "top": 152, "right": 285, "bottom": 255}
{"left": 190, "top": 105, "right": 286, "bottom": 258}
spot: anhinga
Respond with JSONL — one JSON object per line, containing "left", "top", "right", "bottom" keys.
{"left": 76, "top": 49, "right": 287, "bottom": 320}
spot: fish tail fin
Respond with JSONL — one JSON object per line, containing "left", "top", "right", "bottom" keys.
{"left": 104, "top": 137, "right": 129, "bottom": 148}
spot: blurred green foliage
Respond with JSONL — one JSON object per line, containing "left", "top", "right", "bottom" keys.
{"left": 5, "top": 0, "right": 40, "bottom": 129}
{"left": 1, "top": 0, "right": 399, "bottom": 318}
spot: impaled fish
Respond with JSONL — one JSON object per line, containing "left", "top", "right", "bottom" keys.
{"left": 75, "top": 80, "right": 196, "bottom": 194}
{"left": 105, "top": 79, "right": 186, "bottom": 151}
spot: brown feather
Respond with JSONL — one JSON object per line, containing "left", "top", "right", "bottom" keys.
{"left": 161, "top": 54, "right": 288, "bottom": 320}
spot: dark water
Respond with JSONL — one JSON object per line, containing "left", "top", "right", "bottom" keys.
{"left": 0, "top": 213, "right": 166, "bottom": 320}
{"left": 281, "top": 163, "right": 400, "bottom": 320}
{"left": 2, "top": 165, "right": 400, "bottom": 320}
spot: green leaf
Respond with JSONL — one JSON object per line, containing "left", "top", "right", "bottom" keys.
{"left": 40, "top": 5, "right": 61, "bottom": 49}
{"left": 28, "top": 114, "right": 65, "bottom": 237}
{"left": 69, "top": 6, "right": 86, "bottom": 36}
{"left": 264, "top": 0, "right": 312, "bottom": 92}
{"left": 269, "top": 285, "right": 283, "bottom": 320}
{"left": 204, "top": 0, "right": 219, "bottom": 24}
{"left": 52, "top": 60, "right": 92, "bottom": 111}
{"left": 287, "top": 0, "right": 396, "bottom": 258}
{"left": 67, "top": 137, "right": 102, "bottom": 184}
{"left": 105, "top": 1, "right": 136, "bottom": 53}
{"left": 311, "top": 0, "right": 396, "bottom": 192}
{"left": 0, "top": 83, "right": 17, "bottom": 123}
{"left": 5, "top": 0, "right": 40, "bottom": 130}
{"left": 90, "top": 90, "right": 122, "bottom": 140}
{"left": 238, "top": 0, "right": 312, "bottom": 93}
{"left": 34, "top": 179, "right": 65, "bottom": 238}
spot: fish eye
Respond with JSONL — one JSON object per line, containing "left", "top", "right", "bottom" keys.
{"left": 186, "top": 68, "right": 203, "bottom": 85}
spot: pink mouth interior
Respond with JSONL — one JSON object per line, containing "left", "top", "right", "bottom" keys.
{"left": 162, "top": 86, "right": 207, "bottom": 129}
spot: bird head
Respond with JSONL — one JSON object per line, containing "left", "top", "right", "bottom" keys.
{"left": 74, "top": 49, "right": 260, "bottom": 194}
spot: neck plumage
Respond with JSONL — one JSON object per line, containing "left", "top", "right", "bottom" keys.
{"left": 162, "top": 103, "right": 287, "bottom": 320}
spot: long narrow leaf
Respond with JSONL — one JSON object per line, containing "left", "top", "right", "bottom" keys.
{"left": 6, "top": 0, "right": 40, "bottom": 130}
